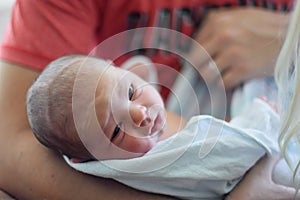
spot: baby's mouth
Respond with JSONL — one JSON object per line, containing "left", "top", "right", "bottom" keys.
{"left": 150, "top": 111, "right": 165, "bottom": 136}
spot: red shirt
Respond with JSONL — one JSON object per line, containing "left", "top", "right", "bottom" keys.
{"left": 0, "top": 0, "right": 293, "bottom": 99}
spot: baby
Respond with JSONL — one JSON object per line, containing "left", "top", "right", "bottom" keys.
{"left": 26, "top": 55, "right": 294, "bottom": 199}
{"left": 27, "top": 54, "right": 185, "bottom": 161}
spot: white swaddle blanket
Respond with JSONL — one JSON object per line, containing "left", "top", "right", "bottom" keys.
{"left": 65, "top": 99, "right": 292, "bottom": 200}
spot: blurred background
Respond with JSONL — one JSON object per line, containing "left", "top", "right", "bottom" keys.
{"left": 0, "top": 0, "right": 15, "bottom": 43}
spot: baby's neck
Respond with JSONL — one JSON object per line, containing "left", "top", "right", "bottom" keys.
{"left": 159, "top": 111, "right": 187, "bottom": 140}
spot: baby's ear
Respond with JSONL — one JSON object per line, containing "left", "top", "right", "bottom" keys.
{"left": 121, "top": 56, "right": 157, "bottom": 83}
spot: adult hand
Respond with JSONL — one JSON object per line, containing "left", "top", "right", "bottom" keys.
{"left": 189, "top": 7, "right": 289, "bottom": 90}
{"left": 226, "top": 154, "right": 300, "bottom": 200}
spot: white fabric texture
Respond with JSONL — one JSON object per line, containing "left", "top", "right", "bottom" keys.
{"left": 230, "top": 77, "right": 278, "bottom": 118}
{"left": 65, "top": 99, "right": 289, "bottom": 200}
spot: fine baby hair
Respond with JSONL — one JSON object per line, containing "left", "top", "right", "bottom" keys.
{"left": 27, "top": 55, "right": 101, "bottom": 161}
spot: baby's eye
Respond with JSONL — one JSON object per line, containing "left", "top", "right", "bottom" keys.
{"left": 111, "top": 124, "right": 121, "bottom": 141}
{"left": 129, "top": 85, "right": 134, "bottom": 100}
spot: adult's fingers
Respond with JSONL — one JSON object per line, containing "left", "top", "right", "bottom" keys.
{"left": 271, "top": 184, "right": 300, "bottom": 200}
{"left": 250, "top": 155, "right": 299, "bottom": 200}
{"left": 188, "top": 36, "right": 220, "bottom": 70}
{"left": 219, "top": 68, "right": 243, "bottom": 90}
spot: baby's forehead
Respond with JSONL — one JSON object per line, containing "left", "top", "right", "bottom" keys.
{"left": 78, "top": 57, "right": 113, "bottom": 71}
{"left": 71, "top": 58, "right": 116, "bottom": 83}
{"left": 77, "top": 57, "right": 141, "bottom": 93}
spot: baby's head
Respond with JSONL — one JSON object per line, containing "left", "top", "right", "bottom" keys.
{"left": 27, "top": 55, "right": 166, "bottom": 161}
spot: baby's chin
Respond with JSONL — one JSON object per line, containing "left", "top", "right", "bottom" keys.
{"left": 137, "top": 134, "right": 162, "bottom": 154}
{"left": 109, "top": 135, "right": 161, "bottom": 159}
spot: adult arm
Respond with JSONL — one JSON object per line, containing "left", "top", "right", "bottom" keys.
{"left": 190, "top": 7, "right": 290, "bottom": 90}
{"left": 227, "top": 154, "right": 300, "bottom": 200}
{"left": 0, "top": 190, "right": 14, "bottom": 199}
{"left": 0, "top": 61, "right": 175, "bottom": 200}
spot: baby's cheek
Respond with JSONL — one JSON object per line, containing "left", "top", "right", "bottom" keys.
{"left": 123, "top": 137, "right": 156, "bottom": 153}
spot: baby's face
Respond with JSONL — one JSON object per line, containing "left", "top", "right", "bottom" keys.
{"left": 94, "top": 65, "right": 166, "bottom": 159}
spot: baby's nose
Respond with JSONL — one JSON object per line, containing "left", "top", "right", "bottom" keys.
{"left": 129, "top": 104, "right": 151, "bottom": 127}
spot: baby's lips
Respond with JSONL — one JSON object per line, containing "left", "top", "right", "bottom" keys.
{"left": 150, "top": 111, "right": 165, "bottom": 135}
{"left": 148, "top": 104, "right": 165, "bottom": 135}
